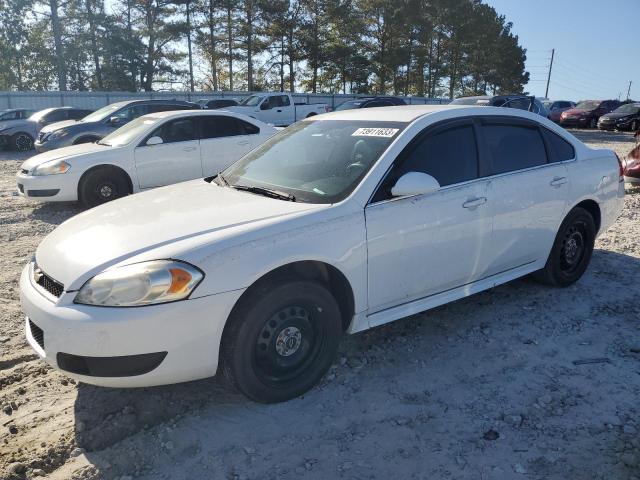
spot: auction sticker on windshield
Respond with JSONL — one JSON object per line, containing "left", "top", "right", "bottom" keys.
{"left": 352, "top": 127, "right": 399, "bottom": 137}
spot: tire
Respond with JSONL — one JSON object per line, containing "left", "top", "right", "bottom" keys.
{"left": 78, "top": 167, "right": 130, "bottom": 208}
{"left": 11, "top": 132, "right": 33, "bottom": 151}
{"left": 589, "top": 117, "right": 597, "bottom": 129}
{"left": 533, "top": 207, "right": 596, "bottom": 287}
{"left": 74, "top": 136, "right": 100, "bottom": 145}
{"left": 221, "top": 279, "right": 342, "bottom": 403}
{"left": 631, "top": 120, "right": 638, "bottom": 132}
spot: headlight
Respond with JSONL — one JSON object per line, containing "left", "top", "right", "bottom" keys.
{"left": 74, "top": 260, "right": 204, "bottom": 307}
{"left": 48, "top": 130, "right": 69, "bottom": 140}
{"left": 31, "top": 160, "right": 70, "bottom": 176}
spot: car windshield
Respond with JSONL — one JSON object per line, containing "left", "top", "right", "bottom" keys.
{"left": 334, "top": 100, "right": 363, "bottom": 111}
{"left": 28, "top": 108, "right": 56, "bottom": 122}
{"left": 80, "top": 103, "right": 123, "bottom": 122}
{"left": 575, "top": 101, "right": 601, "bottom": 110}
{"left": 221, "top": 120, "right": 405, "bottom": 204}
{"left": 99, "top": 116, "right": 159, "bottom": 147}
{"left": 613, "top": 103, "right": 640, "bottom": 114}
{"left": 238, "top": 95, "right": 264, "bottom": 106}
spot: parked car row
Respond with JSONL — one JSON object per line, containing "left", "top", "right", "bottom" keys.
{"left": 18, "top": 104, "right": 625, "bottom": 403}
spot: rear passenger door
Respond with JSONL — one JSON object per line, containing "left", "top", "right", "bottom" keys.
{"left": 480, "top": 118, "right": 572, "bottom": 275}
{"left": 134, "top": 117, "right": 202, "bottom": 188}
{"left": 198, "top": 115, "right": 262, "bottom": 176}
{"left": 365, "top": 119, "right": 493, "bottom": 316}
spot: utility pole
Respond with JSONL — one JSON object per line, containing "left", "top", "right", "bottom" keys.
{"left": 627, "top": 81, "right": 633, "bottom": 100}
{"left": 186, "top": 0, "right": 194, "bottom": 92}
{"left": 545, "top": 48, "right": 554, "bottom": 99}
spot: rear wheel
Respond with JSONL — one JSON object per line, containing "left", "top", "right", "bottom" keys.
{"left": 222, "top": 279, "right": 342, "bottom": 403}
{"left": 12, "top": 132, "right": 33, "bottom": 151}
{"left": 533, "top": 207, "right": 596, "bottom": 287}
{"left": 78, "top": 167, "right": 130, "bottom": 208}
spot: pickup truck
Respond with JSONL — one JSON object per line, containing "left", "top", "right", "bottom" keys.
{"left": 225, "top": 93, "right": 329, "bottom": 126}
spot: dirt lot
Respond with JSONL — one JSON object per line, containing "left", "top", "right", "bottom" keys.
{"left": 1, "top": 129, "right": 639, "bottom": 480}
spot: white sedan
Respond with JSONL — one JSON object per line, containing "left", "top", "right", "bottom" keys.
{"left": 16, "top": 110, "right": 276, "bottom": 207}
{"left": 20, "top": 105, "right": 624, "bottom": 403}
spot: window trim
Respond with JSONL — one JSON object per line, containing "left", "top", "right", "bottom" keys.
{"left": 368, "top": 117, "right": 482, "bottom": 205}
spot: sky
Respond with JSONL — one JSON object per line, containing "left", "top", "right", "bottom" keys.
{"left": 484, "top": 0, "right": 640, "bottom": 102}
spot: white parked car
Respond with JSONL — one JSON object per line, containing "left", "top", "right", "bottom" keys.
{"left": 20, "top": 105, "right": 624, "bottom": 403}
{"left": 16, "top": 110, "right": 276, "bottom": 207}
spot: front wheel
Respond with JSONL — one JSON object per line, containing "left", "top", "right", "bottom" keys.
{"left": 78, "top": 168, "right": 130, "bottom": 208}
{"left": 533, "top": 207, "right": 596, "bottom": 287}
{"left": 631, "top": 120, "right": 638, "bottom": 132}
{"left": 222, "top": 280, "right": 342, "bottom": 403}
{"left": 12, "top": 132, "right": 33, "bottom": 151}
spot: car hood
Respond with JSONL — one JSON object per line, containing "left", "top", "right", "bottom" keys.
{"left": 35, "top": 181, "right": 321, "bottom": 289}
{"left": 0, "top": 119, "right": 32, "bottom": 132}
{"left": 225, "top": 106, "right": 259, "bottom": 115}
{"left": 20, "top": 143, "right": 113, "bottom": 171}
{"left": 601, "top": 112, "right": 634, "bottom": 120}
{"left": 39, "top": 119, "right": 79, "bottom": 134}
{"left": 563, "top": 108, "right": 594, "bottom": 116}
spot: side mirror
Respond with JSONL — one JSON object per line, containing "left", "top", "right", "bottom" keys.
{"left": 146, "top": 136, "right": 163, "bottom": 146}
{"left": 260, "top": 102, "right": 270, "bottom": 110}
{"left": 109, "top": 116, "right": 123, "bottom": 125}
{"left": 391, "top": 172, "right": 440, "bottom": 197}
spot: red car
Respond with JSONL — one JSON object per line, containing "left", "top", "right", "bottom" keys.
{"left": 623, "top": 131, "right": 640, "bottom": 185}
{"left": 560, "top": 99, "right": 621, "bottom": 129}
{"left": 546, "top": 100, "right": 575, "bottom": 123}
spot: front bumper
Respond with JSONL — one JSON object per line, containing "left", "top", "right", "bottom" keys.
{"left": 560, "top": 117, "right": 589, "bottom": 128}
{"left": 624, "top": 175, "right": 640, "bottom": 185}
{"left": 20, "top": 262, "right": 244, "bottom": 387}
{"left": 16, "top": 170, "right": 81, "bottom": 202}
{"left": 34, "top": 136, "right": 72, "bottom": 153}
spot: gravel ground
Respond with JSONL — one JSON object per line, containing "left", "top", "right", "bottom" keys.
{"left": 1, "top": 129, "right": 639, "bottom": 480}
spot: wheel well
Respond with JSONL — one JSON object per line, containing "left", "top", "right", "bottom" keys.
{"left": 13, "top": 131, "right": 33, "bottom": 140}
{"left": 78, "top": 165, "right": 133, "bottom": 196}
{"left": 233, "top": 261, "right": 355, "bottom": 332}
{"left": 574, "top": 199, "right": 601, "bottom": 233}
{"left": 305, "top": 112, "right": 317, "bottom": 118}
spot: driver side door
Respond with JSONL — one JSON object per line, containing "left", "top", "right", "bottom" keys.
{"left": 365, "top": 119, "right": 493, "bottom": 321}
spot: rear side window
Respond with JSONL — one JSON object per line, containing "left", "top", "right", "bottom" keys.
{"left": 483, "top": 124, "right": 547, "bottom": 175}
{"left": 541, "top": 128, "right": 575, "bottom": 162}
{"left": 68, "top": 109, "right": 90, "bottom": 120}
{"left": 239, "top": 119, "right": 259, "bottom": 135}
{"left": 397, "top": 124, "right": 479, "bottom": 187}
{"left": 150, "top": 118, "right": 196, "bottom": 143}
{"left": 200, "top": 116, "right": 245, "bottom": 138}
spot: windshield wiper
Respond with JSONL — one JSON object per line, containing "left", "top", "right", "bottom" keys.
{"left": 207, "top": 173, "right": 228, "bottom": 186}
{"left": 231, "top": 184, "right": 296, "bottom": 202}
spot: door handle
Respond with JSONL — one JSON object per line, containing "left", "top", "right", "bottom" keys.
{"left": 182, "top": 146, "right": 197, "bottom": 152}
{"left": 462, "top": 197, "right": 487, "bottom": 209}
{"left": 550, "top": 176, "right": 568, "bottom": 187}
{"left": 276, "top": 109, "right": 282, "bottom": 112}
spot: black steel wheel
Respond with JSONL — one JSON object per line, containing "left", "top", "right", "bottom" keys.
{"left": 222, "top": 279, "right": 342, "bottom": 403}
{"left": 533, "top": 207, "right": 596, "bottom": 287}
{"left": 78, "top": 167, "right": 130, "bottom": 208}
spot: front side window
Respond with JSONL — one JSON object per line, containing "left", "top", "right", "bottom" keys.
{"left": 148, "top": 118, "right": 196, "bottom": 144}
{"left": 238, "top": 95, "right": 264, "bottom": 107}
{"left": 44, "top": 109, "right": 68, "bottom": 122}
{"left": 222, "top": 120, "right": 405, "bottom": 203}
{"left": 483, "top": 123, "right": 547, "bottom": 175}
{"left": 101, "top": 116, "right": 160, "bottom": 147}
{"left": 0, "top": 111, "right": 19, "bottom": 120}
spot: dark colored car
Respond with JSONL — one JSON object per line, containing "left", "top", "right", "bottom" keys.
{"left": 0, "top": 108, "right": 34, "bottom": 122}
{"left": 35, "top": 99, "right": 200, "bottom": 152}
{"left": 0, "top": 107, "right": 93, "bottom": 151}
{"left": 598, "top": 102, "right": 640, "bottom": 132}
{"left": 545, "top": 100, "right": 576, "bottom": 123}
{"left": 450, "top": 94, "right": 549, "bottom": 117}
{"left": 559, "top": 100, "right": 621, "bottom": 129}
{"left": 334, "top": 96, "right": 407, "bottom": 111}
{"left": 196, "top": 98, "right": 239, "bottom": 109}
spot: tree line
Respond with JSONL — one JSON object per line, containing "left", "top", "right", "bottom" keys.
{"left": 0, "top": 0, "right": 530, "bottom": 98}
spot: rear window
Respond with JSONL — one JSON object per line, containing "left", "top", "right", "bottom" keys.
{"left": 483, "top": 123, "right": 547, "bottom": 174}
{"left": 541, "top": 128, "right": 575, "bottom": 162}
